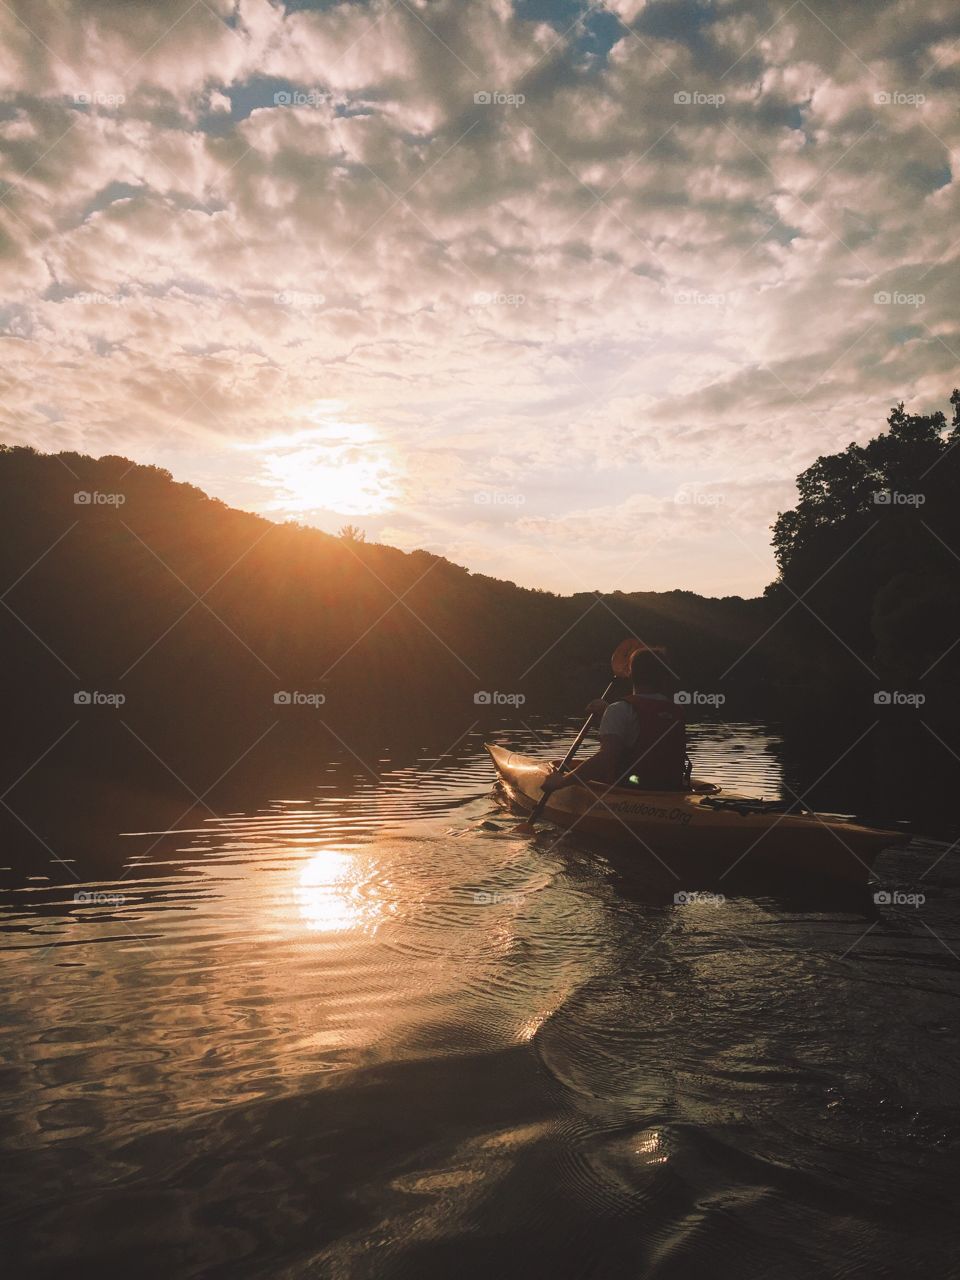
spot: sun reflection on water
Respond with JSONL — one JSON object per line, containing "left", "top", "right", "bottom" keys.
{"left": 297, "top": 849, "right": 369, "bottom": 933}
{"left": 634, "top": 1129, "right": 668, "bottom": 1165}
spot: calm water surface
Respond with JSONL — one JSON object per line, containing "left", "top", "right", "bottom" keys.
{"left": 3, "top": 722, "right": 960, "bottom": 1278}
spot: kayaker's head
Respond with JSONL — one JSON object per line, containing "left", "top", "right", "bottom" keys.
{"left": 630, "top": 645, "right": 673, "bottom": 695}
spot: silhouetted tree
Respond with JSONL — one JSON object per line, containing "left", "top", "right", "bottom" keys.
{"left": 337, "top": 524, "right": 366, "bottom": 542}
{"left": 769, "top": 390, "right": 960, "bottom": 688}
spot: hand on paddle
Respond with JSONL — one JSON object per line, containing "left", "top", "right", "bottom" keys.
{"left": 513, "top": 636, "right": 641, "bottom": 833}
{"left": 538, "top": 689, "right": 623, "bottom": 794}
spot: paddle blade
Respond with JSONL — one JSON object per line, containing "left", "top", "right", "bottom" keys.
{"left": 513, "top": 800, "right": 546, "bottom": 834}
{"left": 513, "top": 789, "right": 552, "bottom": 832}
{"left": 611, "top": 636, "right": 642, "bottom": 678}
{"left": 611, "top": 637, "right": 668, "bottom": 679}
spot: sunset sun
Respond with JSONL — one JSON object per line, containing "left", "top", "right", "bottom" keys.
{"left": 253, "top": 417, "right": 399, "bottom": 518}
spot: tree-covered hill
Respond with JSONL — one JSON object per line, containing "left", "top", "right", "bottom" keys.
{"left": 0, "top": 445, "right": 774, "bottom": 746}
{"left": 5, "top": 390, "right": 959, "bottom": 782}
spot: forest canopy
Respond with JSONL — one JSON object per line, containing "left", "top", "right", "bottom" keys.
{"left": 2, "top": 391, "right": 958, "bottom": 779}
{"left": 769, "top": 391, "right": 960, "bottom": 689}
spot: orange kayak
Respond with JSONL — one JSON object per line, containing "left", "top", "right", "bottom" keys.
{"left": 486, "top": 743, "right": 910, "bottom": 885}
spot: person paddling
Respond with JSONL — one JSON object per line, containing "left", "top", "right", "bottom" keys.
{"left": 541, "top": 645, "right": 687, "bottom": 795}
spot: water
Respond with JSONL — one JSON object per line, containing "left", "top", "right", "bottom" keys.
{"left": 3, "top": 721, "right": 960, "bottom": 1279}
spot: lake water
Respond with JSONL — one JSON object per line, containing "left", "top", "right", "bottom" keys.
{"left": 3, "top": 721, "right": 960, "bottom": 1278}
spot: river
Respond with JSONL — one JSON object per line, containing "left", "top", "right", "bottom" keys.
{"left": 3, "top": 720, "right": 959, "bottom": 1278}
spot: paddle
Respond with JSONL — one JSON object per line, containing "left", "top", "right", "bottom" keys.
{"left": 514, "top": 637, "right": 641, "bottom": 834}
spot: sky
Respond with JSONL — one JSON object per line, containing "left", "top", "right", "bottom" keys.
{"left": 0, "top": 0, "right": 957, "bottom": 597}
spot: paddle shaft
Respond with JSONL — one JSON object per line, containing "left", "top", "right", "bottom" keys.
{"left": 524, "top": 677, "right": 617, "bottom": 826}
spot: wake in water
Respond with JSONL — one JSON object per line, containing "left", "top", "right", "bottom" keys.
{"left": 3, "top": 722, "right": 959, "bottom": 1279}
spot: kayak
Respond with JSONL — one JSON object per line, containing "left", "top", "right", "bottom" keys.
{"left": 485, "top": 743, "right": 910, "bottom": 884}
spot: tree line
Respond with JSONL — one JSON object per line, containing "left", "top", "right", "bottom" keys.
{"left": 2, "top": 390, "right": 958, "bottom": 783}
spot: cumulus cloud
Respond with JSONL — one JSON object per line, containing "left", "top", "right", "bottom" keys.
{"left": 0, "top": 0, "right": 957, "bottom": 593}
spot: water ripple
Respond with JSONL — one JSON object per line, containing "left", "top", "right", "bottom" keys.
{"left": 2, "top": 722, "right": 959, "bottom": 1279}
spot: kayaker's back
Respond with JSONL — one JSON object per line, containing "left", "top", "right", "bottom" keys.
{"left": 600, "top": 693, "right": 687, "bottom": 790}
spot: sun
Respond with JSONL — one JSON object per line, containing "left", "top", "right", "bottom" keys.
{"left": 267, "top": 445, "right": 396, "bottom": 517}
{"left": 254, "top": 415, "right": 398, "bottom": 518}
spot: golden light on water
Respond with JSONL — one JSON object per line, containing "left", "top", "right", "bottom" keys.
{"left": 297, "top": 849, "right": 365, "bottom": 933}
{"left": 634, "top": 1130, "right": 668, "bottom": 1165}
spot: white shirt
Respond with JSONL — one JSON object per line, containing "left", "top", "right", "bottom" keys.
{"left": 598, "top": 695, "right": 670, "bottom": 749}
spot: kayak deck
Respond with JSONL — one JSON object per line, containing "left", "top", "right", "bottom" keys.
{"left": 485, "top": 743, "right": 909, "bottom": 885}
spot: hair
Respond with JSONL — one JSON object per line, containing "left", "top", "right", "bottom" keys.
{"left": 630, "top": 645, "right": 674, "bottom": 694}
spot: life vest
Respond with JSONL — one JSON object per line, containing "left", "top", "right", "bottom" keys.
{"left": 617, "top": 694, "right": 687, "bottom": 790}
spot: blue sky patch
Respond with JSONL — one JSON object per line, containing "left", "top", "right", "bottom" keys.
{"left": 514, "top": 0, "right": 624, "bottom": 62}
{"left": 281, "top": 0, "right": 370, "bottom": 12}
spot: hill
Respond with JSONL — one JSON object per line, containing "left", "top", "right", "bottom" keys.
{"left": 0, "top": 445, "right": 778, "bottom": 767}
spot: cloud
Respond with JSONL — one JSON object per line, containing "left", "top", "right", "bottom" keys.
{"left": 0, "top": 0, "right": 957, "bottom": 594}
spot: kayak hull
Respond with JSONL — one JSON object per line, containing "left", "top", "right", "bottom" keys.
{"left": 485, "top": 743, "right": 910, "bottom": 886}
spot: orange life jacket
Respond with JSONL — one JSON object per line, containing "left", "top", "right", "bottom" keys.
{"left": 617, "top": 694, "right": 687, "bottom": 790}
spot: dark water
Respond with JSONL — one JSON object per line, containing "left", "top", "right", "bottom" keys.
{"left": 3, "top": 721, "right": 960, "bottom": 1279}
